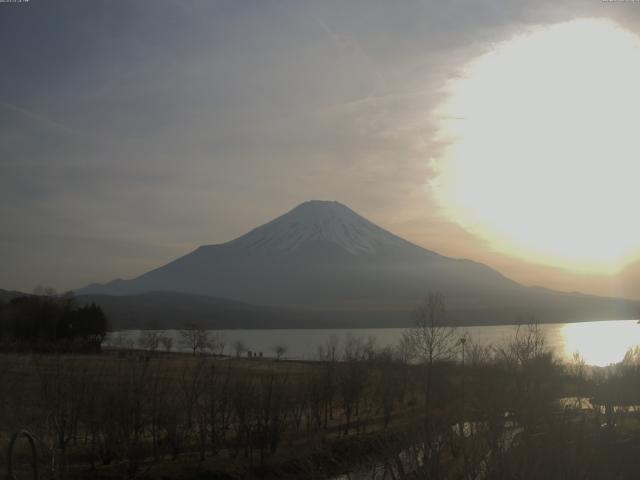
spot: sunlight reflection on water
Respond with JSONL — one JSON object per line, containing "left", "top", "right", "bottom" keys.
{"left": 108, "top": 320, "right": 640, "bottom": 367}
{"left": 560, "top": 320, "right": 640, "bottom": 367}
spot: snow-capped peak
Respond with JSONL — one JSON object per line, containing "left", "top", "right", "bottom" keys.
{"left": 226, "top": 200, "right": 412, "bottom": 255}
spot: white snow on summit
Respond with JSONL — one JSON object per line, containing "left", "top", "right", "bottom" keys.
{"left": 227, "top": 200, "right": 413, "bottom": 255}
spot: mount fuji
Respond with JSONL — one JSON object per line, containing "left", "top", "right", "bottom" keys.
{"left": 77, "top": 201, "right": 639, "bottom": 326}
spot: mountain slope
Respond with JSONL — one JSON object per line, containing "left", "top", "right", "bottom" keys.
{"left": 78, "top": 201, "right": 518, "bottom": 305}
{"left": 77, "top": 200, "right": 640, "bottom": 324}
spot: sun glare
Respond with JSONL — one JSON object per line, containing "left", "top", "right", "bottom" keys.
{"left": 433, "top": 18, "right": 640, "bottom": 274}
{"left": 562, "top": 320, "right": 640, "bottom": 367}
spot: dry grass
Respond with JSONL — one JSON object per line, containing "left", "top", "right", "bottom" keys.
{"left": 0, "top": 350, "right": 421, "bottom": 479}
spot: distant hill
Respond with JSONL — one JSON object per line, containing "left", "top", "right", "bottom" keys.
{"left": 75, "top": 290, "right": 640, "bottom": 330}
{"left": 76, "top": 291, "right": 329, "bottom": 330}
{"left": 75, "top": 200, "right": 640, "bottom": 326}
{"left": 0, "top": 289, "right": 28, "bottom": 303}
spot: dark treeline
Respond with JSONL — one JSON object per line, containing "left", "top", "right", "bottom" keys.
{"left": 0, "top": 289, "right": 108, "bottom": 352}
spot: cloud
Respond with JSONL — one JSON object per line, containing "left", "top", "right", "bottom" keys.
{"left": 1, "top": 0, "right": 637, "bottom": 293}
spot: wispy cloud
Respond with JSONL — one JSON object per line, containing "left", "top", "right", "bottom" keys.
{"left": 0, "top": 0, "right": 636, "bottom": 295}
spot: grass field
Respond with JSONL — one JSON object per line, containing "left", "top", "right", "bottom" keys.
{"left": 4, "top": 332, "right": 640, "bottom": 479}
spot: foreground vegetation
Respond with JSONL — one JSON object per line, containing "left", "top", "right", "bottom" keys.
{"left": 3, "top": 294, "right": 640, "bottom": 479}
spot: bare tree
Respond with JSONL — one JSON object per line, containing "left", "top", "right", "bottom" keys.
{"left": 343, "top": 333, "right": 366, "bottom": 362}
{"left": 403, "top": 293, "right": 456, "bottom": 364}
{"left": 395, "top": 335, "right": 415, "bottom": 404}
{"left": 209, "top": 331, "right": 226, "bottom": 356}
{"left": 233, "top": 340, "right": 246, "bottom": 358}
{"left": 137, "top": 330, "right": 161, "bottom": 354}
{"left": 402, "top": 292, "right": 456, "bottom": 415}
{"left": 159, "top": 334, "right": 174, "bottom": 354}
{"left": 317, "top": 334, "right": 340, "bottom": 362}
{"left": 179, "top": 324, "right": 210, "bottom": 356}
{"left": 567, "top": 351, "right": 587, "bottom": 410}
{"left": 338, "top": 339, "right": 369, "bottom": 435}
{"left": 464, "top": 336, "right": 493, "bottom": 368}
{"left": 374, "top": 348, "right": 402, "bottom": 429}
{"left": 495, "top": 321, "right": 548, "bottom": 369}
{"left": 33, "top": 355, "right": 89, "bottom": 479}
{"left": 272, "top": 344, "right": 288, "bottom": 361}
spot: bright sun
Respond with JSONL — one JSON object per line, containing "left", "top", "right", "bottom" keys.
{"left": 433, "top": 18, "right": 640, "bottom": 274}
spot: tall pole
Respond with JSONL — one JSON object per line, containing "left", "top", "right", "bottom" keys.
{"left": 460, "top": 337, "right": 467, "bottom": 425}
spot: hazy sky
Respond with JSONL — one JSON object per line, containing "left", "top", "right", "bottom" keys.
{"left": 3, "top": 0, "right": 640, "bottom": 298}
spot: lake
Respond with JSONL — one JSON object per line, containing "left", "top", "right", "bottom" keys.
{"left": 106, "top": 319, "right": 640, "bottom": 367}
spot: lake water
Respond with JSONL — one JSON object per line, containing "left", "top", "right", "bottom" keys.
{"left": 107, "top": 320, "right": 640, "bottom": 367}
